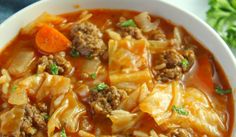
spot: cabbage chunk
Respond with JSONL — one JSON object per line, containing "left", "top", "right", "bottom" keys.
{"left": 48, "top": 92, "right": 86, "bottom": 136}
{"left": 140, "top": 81, "right": 226, "bottom": 137}
{"left": 108, "top": 39, "right": 153, "bottom": 90}
{"left": 0, "top": 106, "right": 25, "bottom": 136}
{"left": 107, "top": 110, "right": 143, "bottom": 133}
{"left": 119, "top": 83, "right": 149, "bottom": 111}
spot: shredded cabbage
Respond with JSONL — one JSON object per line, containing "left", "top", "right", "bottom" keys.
{"left": 140, "top": 81, "right": 226, "bottom": 137}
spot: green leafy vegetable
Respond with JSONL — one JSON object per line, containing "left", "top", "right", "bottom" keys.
{"left": 181, "top": 59, "right": 189, "bottom": 68}
{"left": 215, "top": 86, "right": 232, "bottom": 95}
{"left": 50, "top": 63, "right": 59, "bottom": 75}
{"left": 207, "top": 0, "right": 236, "bottom": 48}
{"left": 91, "top": 82, "right": 108, "bottom": 92}
{"left": 89, "top": 73, "right": 97, "bottom": 79}
{"left": 120, "top": 19, "right": 137, "bottom": 27}
{"left": 60, "top": 128, "right": 67, "bottom": 137}
{"left": 172, "top": 105, "right": 189, "bottom": 116}
{"left": 70, "top": 48, "right": 80, "bottom": 57}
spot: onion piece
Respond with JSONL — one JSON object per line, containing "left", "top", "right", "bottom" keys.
{"left": 8, "top": 50, "right": 35, "bottom": 77}
{"left": 148, "top": 40, "right": 170, "bottom": 53}
{"left": 134, "top": 12, "right": 159, "bottom": 32}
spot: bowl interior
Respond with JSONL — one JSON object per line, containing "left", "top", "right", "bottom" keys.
{"left": 0, "top": 0, "right": 235, "bottom": 136}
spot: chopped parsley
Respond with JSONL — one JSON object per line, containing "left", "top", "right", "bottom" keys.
{"left": 181, "top": 59, "right": 189, "bottom": 68}
{"left": 70, "top": 48, "right": 80, "bottom": 57}
{"left": 86, "top": 54, "right": 93, "bottom": 60}
{"left": 11, "top": 85, "right": 17, "bottom": 92}
{"left": 43, "top": 114, "right": 50, "bottom": 121}
{"left": 60, "top": 128, "right": 67, "bottom": 137}
{"left": 215, "top": 86, "right": 232, "bottom": 95}
{"left": 120, "top": 19, "right": 137, "bottom": 27}
{"left": 50, "top": 63, "right": 59, "bottom": 75}
{"left": 89, "top": 73, "right": 97, "bottom": 80}
{"left": 35, "top": 73, "right": 39, "bottom": 77}
{"left": 172, "top": 105, "right": 189, "bottom": 116}
{"left": 91, "top": 82, "right": 108, "bottom": 92}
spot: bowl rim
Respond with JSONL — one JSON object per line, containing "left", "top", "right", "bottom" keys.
{"left": 0, "top": 0, "right": 235, "bottom": 136}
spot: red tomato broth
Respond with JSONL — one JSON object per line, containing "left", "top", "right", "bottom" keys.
{"left": 0, "top": 9, "right": 233, "bottom": 137}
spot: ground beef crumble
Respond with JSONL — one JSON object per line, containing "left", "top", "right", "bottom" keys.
{"left": 88, "top": 86, "right": 127, "bottom": 115}
{"left": 20, "top": 103, "right": 48, "bottom": 137}
{"left": 153, "top": 49, "right": 195, "bottom": 82}
{"left": 71, "top": 22, "right": 106, "bottom": 57}
{"left": 117, "top": 17, "right": 144, "bottom": 40}
{"left": 167, "top": 128, "right": 194, "bottom": 137}
{"left": 37, "top": 52, "right": 73, "bottom": 75}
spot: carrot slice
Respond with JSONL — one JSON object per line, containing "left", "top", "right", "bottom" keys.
{"left": 35, "top": 25, "right": 71, "bottom": 53}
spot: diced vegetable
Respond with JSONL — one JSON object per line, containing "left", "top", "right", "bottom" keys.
{"left": 107, "top": 110, "right": 142, "bottom": 133}
{"left": 172, "top": 27, "right": 183, "bottom": 49}
{"left": 8, "top": 50, "right": 35, "bottom": 77}
{"left": 120, "top": 19, "right": 137, "bottom": 27}
{"left": 140, "top": 82, "right": 226, "bottom": 137}
{"left": 172, "top": 105, "right": 189, "bottom": 116}
{"left": 48, "top": 92, "right": 86, "bottom": 136}
{"left": 70, "top": 48, "right": 80, "bottom": 57}
{"left": 8, "top": 85, "right": 28, "bottom": 105}
{"left": 36, "top": 73, "right": 71, "bottom": 101}
{"left": 148, "top": 40, "right": 169, "bottom": 53}
{"left": 91, "top": 82, "right": 108, "bottom": 92}
{"left": 50, "top": 63, "right": 59, "bottom": 75}
{"left": 11, "top": 85, "right": 17, "bottom": 93}
{"left": 97, "top": 82, "right": 108, "bottom": 90}
{"left": 43, "top": 114, "right": 50, "bottom": 121}
{"left": 134, "top": 12, "right": 159, "bottom": 32}
{"left": 109, "top": 39, "right": 153, "bottom": 89}
{"left": 119, "top": 84, "right": 149, "bottom": 111}
{"left": 21, "top": 12, "right": 65, "bottom": 35}
{"left": 181, "top": 59, "right": 189, "bottom": 68}
{"left": 106, "top": 29, "right": 121, "bottom": 40}
{"left": 215, "top": 86, "right": 232, "bottom": 95}
{"left": 89, "top": 73, "right": 96, "bottom": 80}
{"left": 82, "top": 58, "right": 101, "bottom": 75}
{"left": 60, "top": 128, "right": 67, "bottom": 137}
{"left": 35, "top": 25, "right": 71, "bottom": 53}
{"left": 0, "top": 106, "right": 25, "bottom": 135}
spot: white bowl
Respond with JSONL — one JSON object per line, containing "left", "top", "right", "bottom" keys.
{"left": 0, "top": 0, "right": 235, "bottom": 136}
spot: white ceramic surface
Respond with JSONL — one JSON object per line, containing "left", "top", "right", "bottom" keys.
{"left": 0, "top": 0, "right": 235, "bottom": 136}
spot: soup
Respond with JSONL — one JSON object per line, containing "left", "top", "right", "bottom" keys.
{"left": 0, "top": 9, "right": 233, "bottom": 137}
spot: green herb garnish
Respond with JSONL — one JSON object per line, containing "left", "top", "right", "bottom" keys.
{"left": 35, "top": 73, "right": 39, "bottom": 77}
{"left": 91, "top": 82, "right": 109, "bottom": 92}
{"left": 120, "top": 19, "right": 137, "bottom": 27}
{"left": 215, "top": 86, "right": 232, "bottom": 95}
{"left": 60, "top": 128, "right": 67, "bottom": 137}
{"left": 50, "top": 63, "right": 59, "bottom": 75}
{"left": 181, "top": 59, "right": 189, "bottom": 68}
{"left": 207, "top": 0, "right": 236, "bottom": 48}
{"left": 89, "top": 73, "right": 97, "bottom": 80}
{"left": 43, "top": 114, "right": 50, "bottom": 121}
{"left": 11, "top": 85, "right": 17, "bottom": 92}
{"left": 86, "top": 53, "right": 93, "bottom": 60}
{"left": 172, "top": 105, "right": 189, "bottom": 116}
{"left": 70, "top": 48, "right": 80, "bottom": 57}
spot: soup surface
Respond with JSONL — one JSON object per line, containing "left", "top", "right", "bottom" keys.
{"left": 0, "top": 9, "right": 234, "bottom": 137}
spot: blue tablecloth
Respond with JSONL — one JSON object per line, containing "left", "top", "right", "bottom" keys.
{"left": 0, "top": 0, "right": 38, "bottom": 23}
